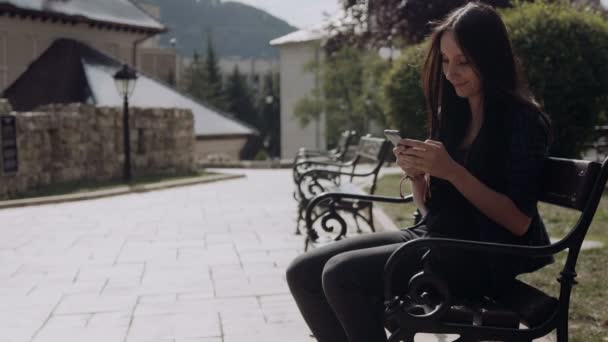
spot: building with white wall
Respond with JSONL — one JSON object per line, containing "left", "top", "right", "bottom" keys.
{"left": 270, "top": 28, "right": 326, "bottom": 159}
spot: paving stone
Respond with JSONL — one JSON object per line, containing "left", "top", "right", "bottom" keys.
{"left": 127, "top": 312, "right": 220, "bottom": 340}
{"left": 55, "top": 294, "right": 137, "bottom": 314}
{"left": 0, "top": 168, "right": 489, "bottom": 342}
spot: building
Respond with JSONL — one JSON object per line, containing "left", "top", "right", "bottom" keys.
{"left": 270, "top": 28, "right": 326, "bottom": 159}
{"left": 0, "top": 0, "right": 179, "bottom": 92}
{"left": 3, "top": 39, "right": 256, "bottom": 161}
{"left": 0, "top": 0, "right": 257, "bottom": 161}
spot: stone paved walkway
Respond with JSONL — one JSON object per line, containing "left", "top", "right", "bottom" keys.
{"left": 0, "top": 168, "right": 552, "bottom": 342}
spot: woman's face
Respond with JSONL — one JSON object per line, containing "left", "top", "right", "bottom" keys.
{"left": 440, "top": 30, "right": 482, "bottom": 101}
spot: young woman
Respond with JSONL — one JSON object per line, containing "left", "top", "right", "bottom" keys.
{"left": 286, "top": 3, "right": 553, "bottom": 342}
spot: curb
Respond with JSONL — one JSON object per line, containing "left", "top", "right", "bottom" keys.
{"left": 0, "top": 173, "right": 244, "bottom": 210}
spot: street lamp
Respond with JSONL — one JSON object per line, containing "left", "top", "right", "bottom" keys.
{"left": 364, "top": 97, "right": 372, "bottom": 132}
{"left": 113, "top": 64, "right": 138, "bottom": 182}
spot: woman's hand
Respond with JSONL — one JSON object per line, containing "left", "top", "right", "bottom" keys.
{"left": 400, "top": 139, "right": 460, "bottom": 182}
{"left": 393, "top": 144, "right": 425, "bottom": 179}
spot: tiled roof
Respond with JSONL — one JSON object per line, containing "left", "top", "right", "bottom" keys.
{"left": 3, "top": 39, "right": 256, "bottom": 137}
{"left": 0, "top": 0, "right": 165, "bottom": 32}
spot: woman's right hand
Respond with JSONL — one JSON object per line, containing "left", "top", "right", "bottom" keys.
{"left": 393, "top": 145, "right": 425, "bottom": 179}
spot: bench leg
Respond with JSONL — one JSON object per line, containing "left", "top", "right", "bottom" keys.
{"left": 353, "top": 212, "right": 363, "bottom": 233}
{"left": 295, "top": 209, "right": 302, "bottom": 235}
{"left": 557, "top": 322, "right": 569, "bottom": 342}
{"left": 368, "top": 205, "right": 375, "bottom": 232}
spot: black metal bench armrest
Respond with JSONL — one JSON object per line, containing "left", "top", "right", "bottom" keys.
{"left": 295, "top": 167, "right": 378, "bottom": 186}
{"left": 305, "top": 192, "right": 414, "bottom": 230}
{"left": 383, "top": 237, "right": 566, "bottom": 301}
{"left": 294, "top": 158, "right": 354, "bottom": 170}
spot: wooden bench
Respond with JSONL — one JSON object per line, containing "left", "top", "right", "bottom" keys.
{"left": 293, "top": 136, "right": 392, "bottom": 248}
{"left": 305, "top": 156, "right": 607, "bottom": 341}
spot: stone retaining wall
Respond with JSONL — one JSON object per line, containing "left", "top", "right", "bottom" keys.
{"left": 0, "top": 101, "right": 195, "bottom": 200}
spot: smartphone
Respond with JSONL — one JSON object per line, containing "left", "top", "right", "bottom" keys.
{"left": 384, "top": 129, "right": 403, "bottom": 147}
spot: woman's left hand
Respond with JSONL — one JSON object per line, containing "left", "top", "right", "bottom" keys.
{"left": 400, "top": 139, "right": 460, "bottom": 181}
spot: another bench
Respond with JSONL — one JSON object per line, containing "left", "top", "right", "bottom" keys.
{"left": 292, "top": 130, "right": 357, "bottom": 185}
{"left": 293, "top": 136, "right": 392, "bottom": 248}
{"left": 293, "top": 130, "right": 356, "bottom": 164}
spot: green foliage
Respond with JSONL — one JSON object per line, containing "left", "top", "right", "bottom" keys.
{"left": 254, "top": 149, "right": 269, "bottom": 161}
{"left": 382, "top": 2, "right": 608, "bottom": 156}
{"left": 202, "top": 32, "right": 226, "bottom": 109}
{"left": 183, "top": 51, "right": 207, "bottom": 101}
{"left": 294, "top": 47, "right": 390, "bottom": 146}
{"left": 501, "top": 1, "right": 608, "bottom": 157}
{"left": 182, "top": 35, "right": 227, "bottom": 111}
{"left": 225, "top": 66, "right": 257, "bottom": 127}
{"left": 382, "top": 45, "right": 428, "bottom": 140}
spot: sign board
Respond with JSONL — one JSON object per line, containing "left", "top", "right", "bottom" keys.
{"left": 1, "top": 115, "right": 18, "bottom": 174}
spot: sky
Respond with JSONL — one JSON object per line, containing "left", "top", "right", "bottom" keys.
{"left": 225, "top": 0, "right": 342, "bottom": 29}
{"left": 226, "top": 1, "right": 608, "bottom": 28}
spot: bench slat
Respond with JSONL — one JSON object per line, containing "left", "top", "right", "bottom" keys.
{"left": 539, "top": 158, "right": 601, "bottom": 211}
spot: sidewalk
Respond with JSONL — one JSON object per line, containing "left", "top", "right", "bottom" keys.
{"left": 0, "top": 168, "right": 553, "bottom": 342}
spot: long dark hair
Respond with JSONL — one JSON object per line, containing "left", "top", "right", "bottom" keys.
{"left": 421, "top": 2, "right": 549, "bottom": 152}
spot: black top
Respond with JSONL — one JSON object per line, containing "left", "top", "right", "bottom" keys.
{"left": 422, "top": 103, "right": 553, "bottom": 293}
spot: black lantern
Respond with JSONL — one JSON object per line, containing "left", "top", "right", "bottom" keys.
{"left": 113, "top": 64, "right": 138, "bottom": 182}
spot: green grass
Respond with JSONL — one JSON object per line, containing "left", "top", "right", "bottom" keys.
{"left": 375, "top": 174, "right": 608, "bottom": 341}
{"left": 11, "top": 170, "right": 215, "bottom": 200}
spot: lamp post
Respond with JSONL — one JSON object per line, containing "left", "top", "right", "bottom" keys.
{"left": 364, "top": 97, "right": 372, "bottom": 133}
{"left": 113, "top": 64, "right": 138, "bottom": 182}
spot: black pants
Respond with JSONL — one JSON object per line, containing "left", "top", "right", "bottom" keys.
{"left": 285, "top": 227, "right": 428, "bottom": 342}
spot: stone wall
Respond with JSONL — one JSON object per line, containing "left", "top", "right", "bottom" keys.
{"left": 0, "top": 102, "right": 195, "bottom": 200}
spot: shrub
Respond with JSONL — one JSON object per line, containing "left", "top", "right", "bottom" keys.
{"left": 503, "top": 1, "right": 608, "bottom": 157}
{"left": 382, "top": 45, "right": 428, "bottom": 140}
{"left": 383, "top": 1, "right": 608, "bottom": 157}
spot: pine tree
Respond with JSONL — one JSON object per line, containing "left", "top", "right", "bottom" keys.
{"left": 183, "top": 51, "right": 207, "bottom": 100}
{"left": 202, "top": 31, "right": 226, "bottom": 109}
{"left": 225, "top": 66, "right": 257, "bottom": 127}
{"left": 182, "top": 33, "right": 227, "bottom": 110}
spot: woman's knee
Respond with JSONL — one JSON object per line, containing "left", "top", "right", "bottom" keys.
{"left": 321, "top": 254, "right": 354, "bottom": 296}
{"left": 286, "top": 252, "right": 324, "bottom": 292}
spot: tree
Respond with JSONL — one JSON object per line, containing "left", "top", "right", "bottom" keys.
{"left": 225, "top": 66, "right": 257, "bottom": 128}
{"left": 326, "top": 0, "right": 512, "bottom": 51}
{"left": 294, "top": 46, "right": 389, "bottom": 147}
{"left": 181, "top": 32, "right": 226, "bottom": 110}
{"left": 382, "top": 1, "right": 608, "bottom": 157}
{"left": 202, "top": 31, "right": 226, "bottom": 109}
{"left": 183, "top": 51, "right": 207, "bottom": 100}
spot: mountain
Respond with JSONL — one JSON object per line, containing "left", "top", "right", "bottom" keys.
{"left": 139, "top": 0, "right": 297, "bottom": 58}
